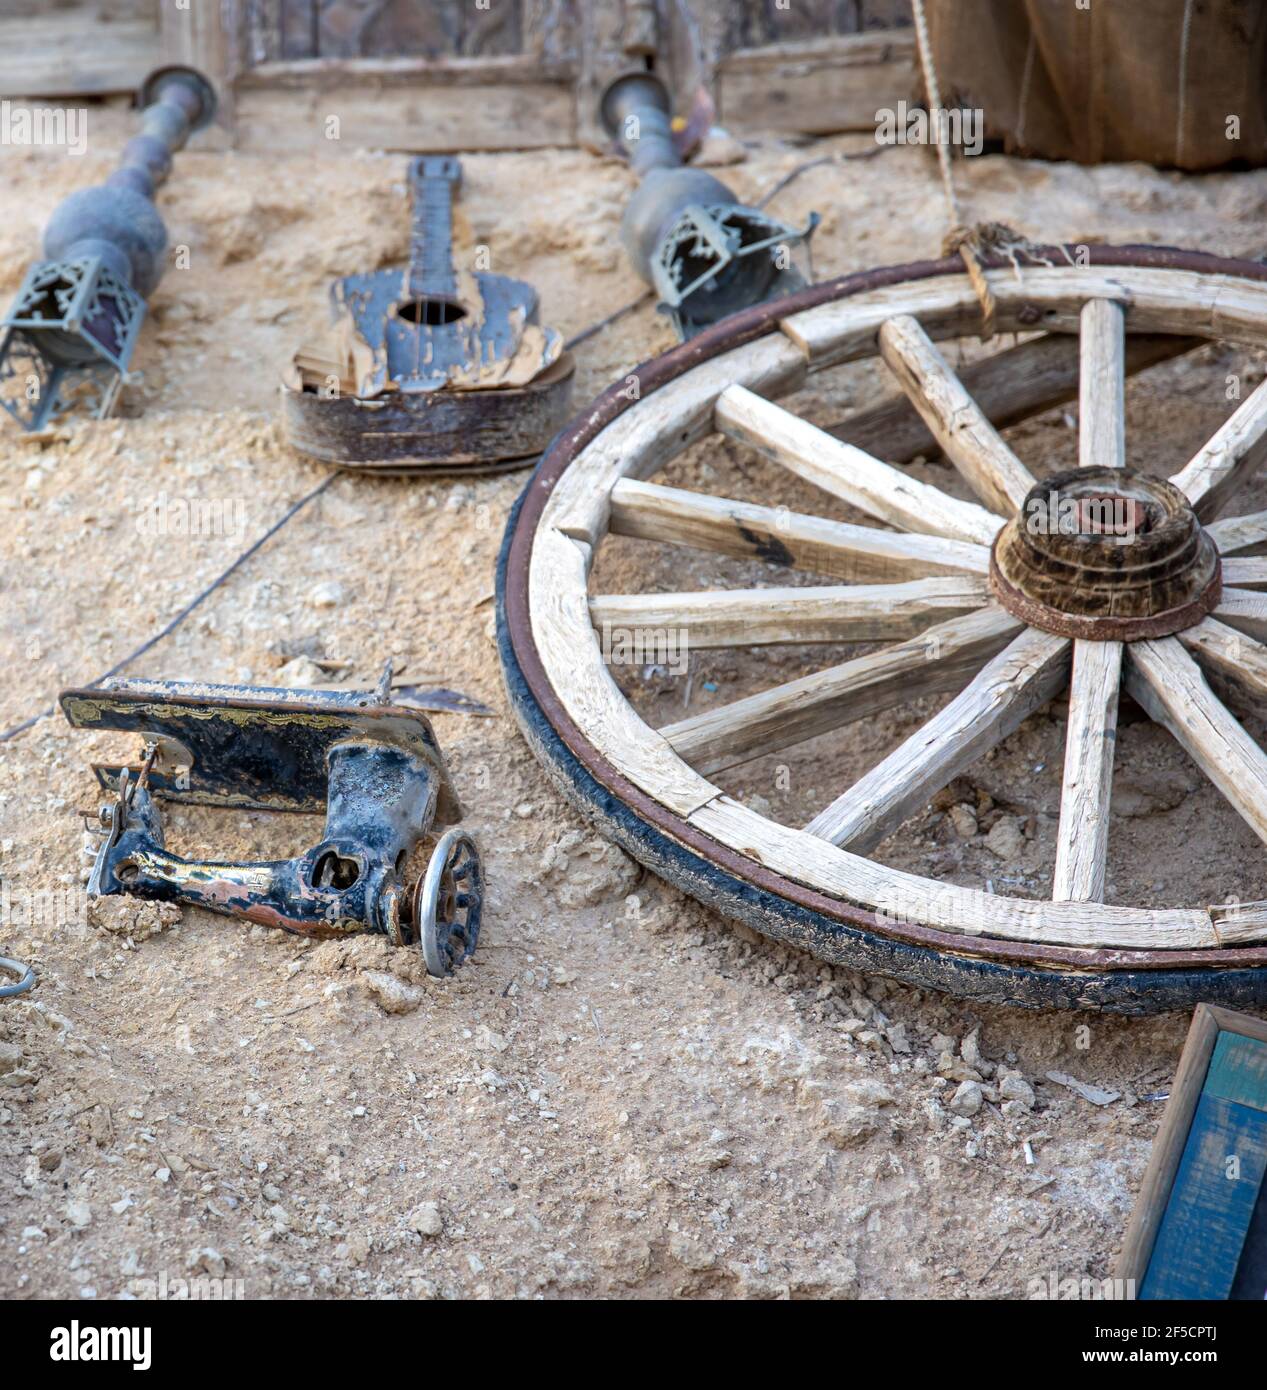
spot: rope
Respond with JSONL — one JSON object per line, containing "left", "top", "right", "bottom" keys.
{"left": 1015, "top": 31, "right": 1037, "bottom": 152}
{"left": 911, "top": 0, "right": 1021, "bottom": 341}
{"left": 1175, "top": 0, "right": 1195, "bottom": 167}
{"left": 910, "top": 0, "right": 995, "bottom": 336}
{"left": 911, "top": 0, "right": 962, "bottom": 230}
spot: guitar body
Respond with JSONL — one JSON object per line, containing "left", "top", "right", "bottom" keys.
{"left": 331, "top": 156, "right": 562, "bottom": 397}
{"left": 335, "top": 266, "right": 558, "bottom": 395}
{"left": 283, "top": 153, "right": 573, "bottom": 473}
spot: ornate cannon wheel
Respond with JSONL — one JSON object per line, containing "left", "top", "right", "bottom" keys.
{"left": 498, "top": 246, "right": 1267, "bottom": 1012}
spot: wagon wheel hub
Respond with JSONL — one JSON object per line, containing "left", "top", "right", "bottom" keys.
{"left": 990, "top": 468, "right": 1223, "bottom": 640}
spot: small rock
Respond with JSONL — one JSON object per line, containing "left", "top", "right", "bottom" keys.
{"left": 408, "top": 1202, "right": 444, "bottom": 1237}
{"left": 949, "top": 1080, "right": 984, "bottom": 1117}
{"left": 475, "top": 1026, "right": 509, "bottom": 1053}
{"left": 66, "top": 1199, "right": 92, "bottom": 1229}
{"left": 937, "top": 1051, "right": 983, "bottom": 1084}
{"left": 337, "top": 1233, "right": 371, "bottom": 1265}
{"left": 189, "top": 1248, "right": 226, "bottom": 1279}
{"left": 0, "top": 1042, "right": 27, "bottom": 1074}
{"left": 536, "top": 830, "right": 640, "bottom": 908}
{"left": 88, "top": 895, "right": 181, "bottom": 940}
{"left": 696, "top": 1147, "right": 732, "bottom": 1170}
{"left": 669, "top": 1232, "right": 716, "bottom": 1270}
{"left": 362, "top": 970, "right": 425, "bottom": 1016}
{"left": 947, "top": 803, "right": 977, "bottom": 840}
{"left": 309, "top": 580, "right": 345, "bottom": 609}
{"left": 275, "top": 655, "right": 328, "bottom": 689}
{"left": 817, "top": 1079, "right": 896, "bottom": 1148}
{"left": 961, "top": 1028, "right": 993, "bottom": 1078}
{"left": 1114, "top": 764, "right": 1200, "bottom": 818}
{"left": 998, "top": 1071, "right": 1035, "bottom": 1108}
{"left": 984, "top": 814, "right": 1025, "bottom": 861}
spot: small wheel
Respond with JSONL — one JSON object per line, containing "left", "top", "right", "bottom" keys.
{"left": 413, "top": 830, "right": 483, "bottom": 978}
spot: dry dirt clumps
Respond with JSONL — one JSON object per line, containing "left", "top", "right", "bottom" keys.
{"left": 2, "top": 110, "right": 1267, "bottom": 1298}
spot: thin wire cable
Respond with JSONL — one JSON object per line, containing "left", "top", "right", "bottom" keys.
{"left": 0, "top": 472, "right": 338, "bottom": 743}
{"left": 1, "top": 151, "right": 876, "bottom": 748}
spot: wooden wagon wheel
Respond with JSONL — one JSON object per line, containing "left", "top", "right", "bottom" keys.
{"left": 498, "top": 245, "right": 1267, "bottom": 1013}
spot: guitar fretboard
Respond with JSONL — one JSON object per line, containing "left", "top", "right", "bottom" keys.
{"left": 407, "top": 156, "right": 461, "bottom": 303}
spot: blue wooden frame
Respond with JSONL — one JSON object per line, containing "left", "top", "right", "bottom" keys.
{"left": 1118, "top": 1004, "right": 1267, "bottom": 1300}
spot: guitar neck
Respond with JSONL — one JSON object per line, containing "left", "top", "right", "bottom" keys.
{"left": 406, "top": 157, "right": 461, "bottom": 303}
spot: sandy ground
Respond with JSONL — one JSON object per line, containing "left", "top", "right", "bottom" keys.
{"left": 3, "top": 108, "right": 1267, "bottom": 1300}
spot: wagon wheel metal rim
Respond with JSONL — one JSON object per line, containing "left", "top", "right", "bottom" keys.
{"left": 500, "top": 245, "right": 1267, "bottom": 1002}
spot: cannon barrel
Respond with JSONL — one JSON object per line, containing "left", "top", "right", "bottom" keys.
{"left": 0, "top": 66, "right": 216, "bottom": 431}
{"left": 600, "top": 72, "right": 818, "bottom": 340}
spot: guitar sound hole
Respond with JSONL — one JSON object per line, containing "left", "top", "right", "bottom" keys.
{"left": 398, "top": 298, "right": 468, "bottom": 326}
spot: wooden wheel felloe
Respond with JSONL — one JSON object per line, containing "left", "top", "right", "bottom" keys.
{"left": 497, "top": 246, "right": 1267, "bottom": 1013}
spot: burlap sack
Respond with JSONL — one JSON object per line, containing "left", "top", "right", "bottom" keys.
{"left": 925, "top": 0, "right": 1267, "bottom": 171}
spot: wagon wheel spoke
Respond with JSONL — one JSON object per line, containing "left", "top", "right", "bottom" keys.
{"left": 877, "top": 313, "right": 1035, "bottom": 514}
{"left": 1170, "top": 376, "right": 1267, "bottom": 520}
{"left": 607, "top": 479, "right": 993, "bottom": 582}
{"left": 1220, "top": 557, "right": 1267, "bottom": 589}
{"left": 830, "top": 333, "right": 1198, "bottom": 466}
{"left": 1206, "top": 509, "right": 1267, "bottom": 555}
{"left": 714, "top": 383, "right": 1002, "bottom": 546}
{"left": 1079, "top": 298, "right": 1126, "bottom": 470}
{"left": 659, "top": 605, "right": 1022, "bottom": 776}
{"left": 1178, "top": 617, "right": 1267, "bottom": 723}
{"left": 1043, "top": 299, "right": 1132, "bottom": 901}
{"left": 1125, "top": 637, "right": 1267, "bottom": 845}
{"left": 1212, "top": 587, "right": 1267, "bottom": 641}
{"left": 1052, "top": 640, "right": 1123, "bottom": 903}
{"left": 804, "top": 628, "right": 1072, "bottom": 852}
{"left": 589, "top": 575, "right": 991, "bottom": 649}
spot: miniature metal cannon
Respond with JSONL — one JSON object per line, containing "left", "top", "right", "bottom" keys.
{"left": 0, "top": 66, "right": 216, "bottom": 431}
{"left": 601, "top": 72, "right": 819, "bottom": 340}
{"left": 61, "top": 673, "right": 483, "bottom": 977}
{"left": 283, "top": 154, "right": 574, "bottom": 473}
